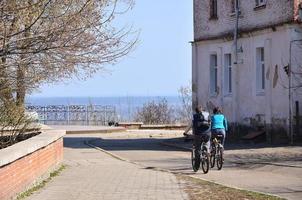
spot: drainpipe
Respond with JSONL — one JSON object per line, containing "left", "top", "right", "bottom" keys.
{"left": 219, "top": 47, "right": 224, "bottom": 108}
{"left": 234, "top": 0, "right": 239, "bottom": 65}
{"left": 191, "top": 41, "right": 198, "bottom": 109}
{"left": 233, "top": 0, "right": 240, "bottom": 127}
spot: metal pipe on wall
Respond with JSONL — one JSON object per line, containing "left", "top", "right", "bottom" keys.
{"left": 233, "top": 0, "right": 240, "bottom": 126}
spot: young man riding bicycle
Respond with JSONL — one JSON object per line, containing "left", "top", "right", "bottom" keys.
{"left": 191, "top": 105, "right": 211, "bottom": 173}
{"left": 192, "top": 105, "right": 211, "bottom": 154}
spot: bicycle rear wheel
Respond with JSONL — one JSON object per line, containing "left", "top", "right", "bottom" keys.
{"left": 210, "top": 145, "right": 216, "bottom": 168}
{"left": 191, "top": 148, "right": 200, "bottom": 172}
{"left": 216, "top": 146, "right": 224, "bottom": 170}
{"left": 201, "top": 149, "right": 209, "bottom": 174}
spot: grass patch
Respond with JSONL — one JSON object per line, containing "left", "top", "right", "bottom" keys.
{"left": 17, "top": 165, "right": 66, "bottom": 200}
{"left": 177, "top": 175, "right": 285, "bottom": 200}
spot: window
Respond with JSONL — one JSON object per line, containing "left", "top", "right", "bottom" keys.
{"left": 210, "top": 54, "right": 218, "bottom": 95}
{"left": 255, "top": 0, "right": 266, "bottom": 7}
{"left": 210, "top": 0, "right": 218, "bottom": 19}
{"left": 256, "top": 47, "right": 265, "bottom": 93}
{"left": 231, "top": 0, "right": 235, "bottom": 13}
{"left": 230, "top": 0, "right": 241, "bottom": 16}
{"left": 224, "top": 54, "right": 232, "bottom": 95}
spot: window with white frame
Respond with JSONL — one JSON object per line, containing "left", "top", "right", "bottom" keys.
{"left": 231, "top": 0, "right": 240, "bottom": 13}
{"left": 231, "top": 0, "right": 236, "bottom": 13}
{"left": 210, "top": 54, "right": 218, "bottom": 95}
{"left": 230, "top": 0, "right": 243, "bottom": 16}
{"left": 224, "top": 54, "right": 232, "bottom": 95}
{"left": 255, "top": 0, "right": 266, "bottom": 7}
{"left": 256, "top": 47, "right": 265, "bottom": 93}
{"left": 210, "top": 0, "right": 218, "bottom": 19}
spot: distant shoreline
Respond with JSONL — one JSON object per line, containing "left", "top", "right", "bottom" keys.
{"left": 28, "top": 95, "right": 180, "bottom": 98}
{"left": 26, "top": 96, "right": 182, "bottom": 121}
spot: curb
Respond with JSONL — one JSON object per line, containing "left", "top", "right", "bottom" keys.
{"left": 66, "top": 128, "right": 125, "bottom": 134}
{"left": 84, "top": 139, "right": 169, "bottom": 174}
{"left": 84, "top": 138, "right": 284, "bottom": 200}
{"left": 183, "top": 175, "right": 285, "bottom": 200}
{"left": 84, "top": 139, "right": 136, "bottom": 164}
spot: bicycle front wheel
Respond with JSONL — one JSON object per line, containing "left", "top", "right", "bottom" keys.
{"left": 216, "top": 146, "right": 224, "bottom": 170}
{"left": 191, "top": 148, "right": 200, "bottom": 172}
{"left": 201, "top": 150, "right": 209, "bottom": 174}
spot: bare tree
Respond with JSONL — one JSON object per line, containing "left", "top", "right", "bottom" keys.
{"left": 177, "top": 85, "right": 192, "bottom": 123}
{"left": 134, "top": 99, "right": 173, "bottom": 125}
{"left": 0, "top": 0, "right": 137, "bottom": 107}
{"left": 0, "top": 102, "right": 39, "bottom": 149}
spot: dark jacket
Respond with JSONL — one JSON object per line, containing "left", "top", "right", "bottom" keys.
{"left": 193, "top": 111, "right": 211, "bottom": 135}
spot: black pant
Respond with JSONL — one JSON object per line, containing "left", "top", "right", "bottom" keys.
{"left": 193, "top": 132, "right": 211, "bottom": 153}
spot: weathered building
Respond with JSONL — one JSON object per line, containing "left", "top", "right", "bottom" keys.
{"left": 192, "top": 0, "right": 302, "bottom": 143}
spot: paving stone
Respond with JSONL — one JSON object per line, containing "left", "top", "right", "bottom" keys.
{"left": 27, "top": 135, "right": 188, "bottom": 200}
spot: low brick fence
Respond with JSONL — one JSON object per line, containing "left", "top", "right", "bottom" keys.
{"left": 118, "top": 122, "right": 144, "bottom": 129}
{"left": 0, "top": 129, "right": 65, "bottom": 200}
{"left": 117, "top": 122, "right": 188, "bottom": 130}
{"left": 140, "top": 124, "right": 188, "bottom": 130}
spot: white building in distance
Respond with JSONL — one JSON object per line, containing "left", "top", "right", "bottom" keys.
{"left": 192, "top": 0, "right": 302, "bottom": 143}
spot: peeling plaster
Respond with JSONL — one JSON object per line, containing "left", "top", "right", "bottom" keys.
{"left": 273, "top": 65, "right": 279, "bottom": 88}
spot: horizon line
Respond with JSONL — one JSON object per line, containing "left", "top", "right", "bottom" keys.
{"left": 27, "top": 94, "right": 181, "bottom": 98}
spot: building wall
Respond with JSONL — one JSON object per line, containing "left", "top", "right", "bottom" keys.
{"left": 192, "top": 25, "right": 302, "bottom": 131}
{"left": 194, "top": 0, "right": 296, "bottom": 41}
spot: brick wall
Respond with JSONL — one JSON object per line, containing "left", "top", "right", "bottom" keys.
{"left": 0, "top": 138, "right": 63, "bottom": 200}
{"left": 194, "top": 0, "right": 297, "bottom": 40}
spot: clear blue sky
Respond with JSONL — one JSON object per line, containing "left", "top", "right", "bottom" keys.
{"left": 32, "top": 1, "right": 193, "bottom": 97}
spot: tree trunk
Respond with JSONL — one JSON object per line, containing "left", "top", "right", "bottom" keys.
{"left": 16, "top": 12, "right": 31, "bottom": 109}
{"left": 0, "top": 57, "right": 14, "bottom": 105}
{"left": 16, "top": 64, "right": 26, "bottom": 107}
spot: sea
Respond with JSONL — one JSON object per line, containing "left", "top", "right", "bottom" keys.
{"left": 25, "top": 96, "right": 182, "bottom": 121}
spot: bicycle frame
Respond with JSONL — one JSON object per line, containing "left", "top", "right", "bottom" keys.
{"left": 191, "top": 136, "right": 210, "bottom": 173}
{"left": 210, "top": 135, "right": 224, "bottom": 170}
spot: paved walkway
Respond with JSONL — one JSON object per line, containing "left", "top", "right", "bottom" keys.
{"left": 27, "top": 134, "right": 188, "bottom": 200}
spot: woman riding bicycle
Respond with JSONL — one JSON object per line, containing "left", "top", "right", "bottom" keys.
{"left": 211, "top": 107, "right": 227, "bottom": 146}
{"left": 193, "top": 105, "right": 211, "bottom": 154}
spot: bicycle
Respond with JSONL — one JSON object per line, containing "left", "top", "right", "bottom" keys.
{"left": 191, "top": 135, "right": 210, "bottom": 174}
{"left": 210, "top": 134, "right": 224, "bottom": 170}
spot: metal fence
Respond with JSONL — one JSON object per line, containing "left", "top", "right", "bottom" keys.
{"left": 26, "top": 105, "right": 117, "bottom": 126}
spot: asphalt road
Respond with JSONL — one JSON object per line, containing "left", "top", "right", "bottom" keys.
{"left": 87, "top": 130, "right": 302, "bottom": 200}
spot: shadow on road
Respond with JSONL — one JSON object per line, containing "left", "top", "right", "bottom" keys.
{"left": 63, "top": 136, "right": 189, "bottom": 152}
{"left": 63, "top": 137, "right": 98, "bottom": 149}
{"left": 63, "top": 136, "right": 302, "bottom": 169}
{"left": 90, "top": 137, "right": 189, "bottom": 152}
{"left": 171, "top": 137, "right": 302, "bottom": 151}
